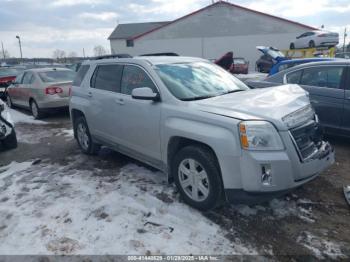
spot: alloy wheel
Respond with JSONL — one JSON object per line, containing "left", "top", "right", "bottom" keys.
{"left": 178, "top": 158, "right": 210, "bottom": 202}
{"left": 77, "top": 122, "right": 90, "bottom": 151}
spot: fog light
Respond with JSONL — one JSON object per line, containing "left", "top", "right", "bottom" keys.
{"left": 261, "top": 164, "right": 272, "bottom": 186}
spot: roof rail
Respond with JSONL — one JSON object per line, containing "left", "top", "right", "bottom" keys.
{"left": 140, "top": 52, "right": 179, "bottom": 57}
{"left": 93, "top": 54, "right": 133, "bottom": 60}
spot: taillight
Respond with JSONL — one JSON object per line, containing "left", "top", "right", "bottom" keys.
{"left": 45, "top": 86, "right": 63, "bottom": 95}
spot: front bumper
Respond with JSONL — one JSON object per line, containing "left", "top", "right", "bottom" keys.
{"left": 0, "top": 113, "right": 14, "bottom": 140}
{"left": 226, "top": 131, "right": 334, "bottom": 204}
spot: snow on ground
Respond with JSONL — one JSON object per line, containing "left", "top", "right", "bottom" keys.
{"left": 8, "top": 108, "right": 47, "bottom": 125}
{"left": 233, "top": 197, "right": 316, "bottom": 223}
{"left": 0, "top": 158, "right": 256, "bottom": 255}
{"left": 297, "top": 231, "right": 347, "bottom": 260}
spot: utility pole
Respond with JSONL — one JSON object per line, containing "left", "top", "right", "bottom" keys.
{"left": 1, "top": 41, "right": 5, "bottom": 59}
{"left": 343, "top": 28, "right": 347, "bottom": 53}
{"left": 83, "top": 48, "right": 86, "bottom": 58}
{"left": 16, "top": 35, "right": 23, "bottom": 63}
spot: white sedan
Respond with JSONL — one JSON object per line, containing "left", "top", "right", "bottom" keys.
{"left": 290, "top": 30, "right": 339, "bottom": 49}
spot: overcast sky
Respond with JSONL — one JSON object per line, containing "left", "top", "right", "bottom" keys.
{"left": 0, "top": 0, "right": 349, "bottom": 58}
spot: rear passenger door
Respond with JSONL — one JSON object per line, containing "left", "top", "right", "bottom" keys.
{"left": 17, "top": 72, "right": 34, "bottom": 107}
{"left": 87, "top": 63, "right": 125, "bottom": 144}
{"left": 117, "top": 64, "right": 162, "bottom": 163}
{"left": 299, "top": 66, "right": 346, "bottom": 129}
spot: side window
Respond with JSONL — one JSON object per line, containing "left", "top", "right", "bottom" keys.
{"left": 300, "top": 67, "right": 344, "bottom": 89}
{"left": 22, "top": 72, "right": 33, "bottom": 84}
{"left": 92, "top": 64, "right": 123, "bottom": 92}
{"left": 73, "top": 65, "right": 90, "bottom": 86}
{"left": 286, "top": 70, "right": 303, "bottom": 84}
{"left": 121, "top": 65, "right": 157, "bottom": 95}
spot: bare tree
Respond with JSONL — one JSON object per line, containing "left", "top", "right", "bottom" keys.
{"left": 68, "top": 51, "right": 78, "bottom": 58}
{"left": 52, "top": 49, "right": 66, "bottom": 61}
{"left": 0, "top": 50, "right": 10, "bottom": 59}
{"left": 93, "top": 45, "right": 107, "bottom": 57}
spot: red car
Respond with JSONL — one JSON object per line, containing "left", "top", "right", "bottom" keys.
{"left": 230, "top": 57, "right": 249, "bottom": 74}
{"left": 0, "top": 67, "right": 24, "bottom": 99}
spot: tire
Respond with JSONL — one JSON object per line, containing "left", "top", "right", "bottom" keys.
{"left": 30, "top": 100, "right": 43, "bottom": 119}
{"left": 290, "top": 43, "right": 295, "bottom": 49}
{"left": 6, "top": 95, "right": 13, "bottom": 108}
{"left": 2, "top": 129, "right": 18, "bottom": 150}
{"left": 172, "top": 145, "right": 223, "bottom": 211}
{"left": 74, "top": 116, "right": 100, "bottom": 155}
{"left": 309, "top": 40, "right": 315, "bottom": 48}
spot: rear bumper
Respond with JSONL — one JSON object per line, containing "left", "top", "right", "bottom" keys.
{"left": 37, "top": 96, "right": 69, "bottom": 109}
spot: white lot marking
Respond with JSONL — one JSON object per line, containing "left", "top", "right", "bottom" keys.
{"left": 297, "top": 231, "right": 347, "bottom": 260}
{"left": 0, "top": 159, "right": 256, "bottom": 255}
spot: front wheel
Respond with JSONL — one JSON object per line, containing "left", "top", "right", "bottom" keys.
{"left": 172, "top": 145, "right": 223, "bottom": 211}
{"left": 74, "top": 116, "right": 100, "bottom": 155}
{"left": 290, "top": 43, "right": 295, "bottom": 49}
{"left": 309, "top": 40, "right": 315, "bottom": 48}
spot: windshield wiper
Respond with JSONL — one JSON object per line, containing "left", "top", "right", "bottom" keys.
{"left": 181, "top": 95, "right": 217, "bottom": 101}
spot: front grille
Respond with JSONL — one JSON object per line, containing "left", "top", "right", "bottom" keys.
{"left": 290, "top": 120, "right": 323, "bottom": 161}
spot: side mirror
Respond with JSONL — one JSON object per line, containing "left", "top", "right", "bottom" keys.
{"left": 131, "top": 87, "right": 160, "bottom": 101}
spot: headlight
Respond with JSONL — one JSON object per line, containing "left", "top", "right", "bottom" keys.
{"left": 282, "top": 104, "right": 315, "bottom": 128}
{"left": 239, "top": 121, "right": 284, "bottom": 151}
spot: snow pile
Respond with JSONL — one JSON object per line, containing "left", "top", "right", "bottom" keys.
{"left": 297, "top": 231, "right": 347, "bottom": 260}
{"left": 8, "top": 108, "right": 47, "bottom": 125}
{"left": 15, "top": 127, "right": 73, "bottom": 144}
{"left": 0, "top": 160, "right": 256, "bottom": 255}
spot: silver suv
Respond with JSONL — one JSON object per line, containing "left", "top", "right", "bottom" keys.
{"left": 69, "top": 56, "right": 335, "bottom": 210}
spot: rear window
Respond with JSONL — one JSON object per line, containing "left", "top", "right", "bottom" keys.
{"left": 38, "top": 70, "right": 75, "bottom": 83}
{"left": 73, "top": 65, "right": 90, "bottom": 86}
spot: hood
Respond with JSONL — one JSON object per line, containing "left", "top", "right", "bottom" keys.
{"left": 191, "top": 84, "right": 311, "bottom": 131}
{"left": 256, "top": 46, "right": 288, "bottom": 63}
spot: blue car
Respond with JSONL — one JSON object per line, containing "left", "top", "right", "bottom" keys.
{"left": 256, "top": 46, "right": 335, "bottom": 76}
{"left": 269, "top": 57, "right": 334, "bottom": 76}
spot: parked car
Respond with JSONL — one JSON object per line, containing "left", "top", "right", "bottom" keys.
{"left": 231, "top": 57, "right": 249, "bottom": 74}
{"left": 246, "top": 60, "right": 350, "bottom": 137}
{"left": 269, "top": 57, "right": 335, "bottom": 76}
{"left": 0, "top": 67, "right": 24, "bottom": 99}
{"left": 6, "top": 68, "right": 75, "bottom": 119}
{"left": 70, "top": 56, "right": 334, "bottom": 210}
{"left": 256, "top": 46, "right": 288, "bottom": 73}
{"left": 66, "top": 63, "right": 82, "bottom": 72}
{"left": 290, "top": 30, "right": 339, "bottom": 49}
{"left": 335, "top": 52, "right": 350, "bottom": 59}
{"left": 0, "top": 99, "right": 17, "bottom": 150}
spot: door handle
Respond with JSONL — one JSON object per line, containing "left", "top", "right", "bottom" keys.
{"left": 115, "top": 98, "right": 125, "bottom": 105}
{"left": 87, "top": 92, "right": 93, "bottom": 98}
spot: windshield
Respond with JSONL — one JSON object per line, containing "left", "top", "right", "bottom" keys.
{"left": 155, "top": 62, "right": 249, "bottom": 101}
{"left": 267, "top": 49, "right": 285, "bottom": 59}
{"left": 38, "top": 70, "right": 75, "bottom": 83}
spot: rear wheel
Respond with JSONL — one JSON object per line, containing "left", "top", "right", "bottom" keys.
{"left": 172, "top": 145, "right": 223, "bottom": 211}
{"left": 30, "top": 100, "right": 44, "bottom": 119}
{"left": 309, "top": 40, "right": 315, "bottom": 48}
{"left": 290, "top": 43, "right": 295, "bottom": 49}
{"left": 2, "top": 129, "right": 17, "bottom": 150}
{"left": 75, "top": 116, "right": 100, "bottom": 155}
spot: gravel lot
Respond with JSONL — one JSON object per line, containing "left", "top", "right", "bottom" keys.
{"left": 0, "top": 108, "right": 349, "bottom": 259}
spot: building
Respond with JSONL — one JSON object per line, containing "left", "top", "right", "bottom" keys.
{"left": 108, "top": 1, "right": 316, "bottom": 70}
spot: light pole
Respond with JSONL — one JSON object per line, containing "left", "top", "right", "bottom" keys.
{"left": 15, "top": 35, "right": 23, "bottom": 63}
